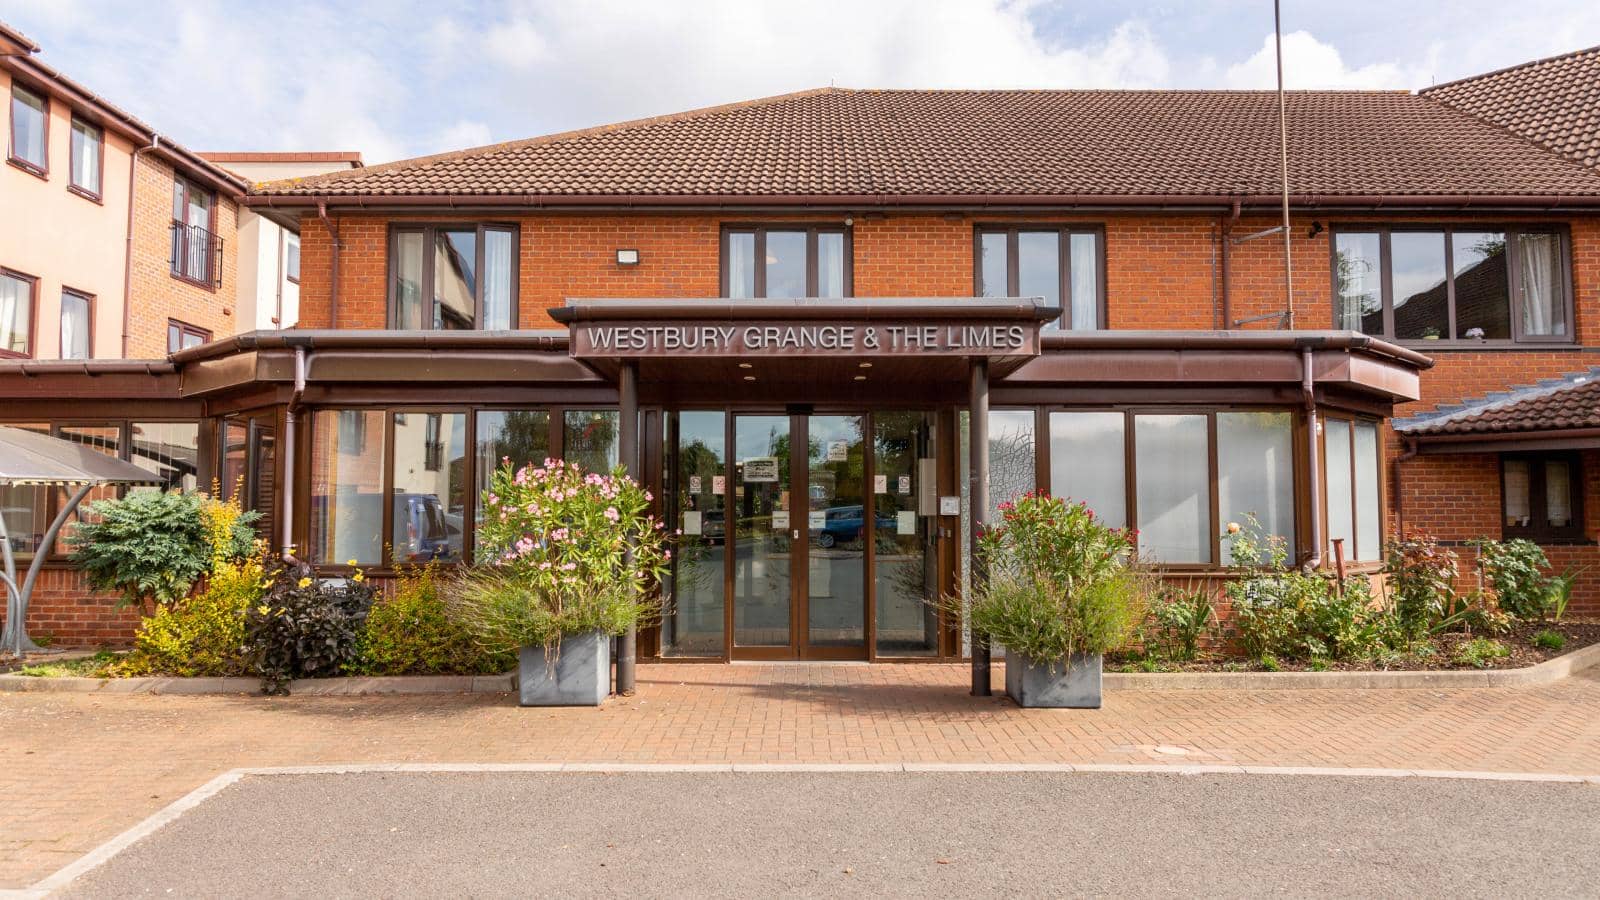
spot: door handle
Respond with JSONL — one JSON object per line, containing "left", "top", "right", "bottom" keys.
{"left": 792, "top": 529, "right": 801, "bottom": 540}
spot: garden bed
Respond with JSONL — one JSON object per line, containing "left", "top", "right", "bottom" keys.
{"left": 1110, "top": 620, "right": 1600, "bottom": 674}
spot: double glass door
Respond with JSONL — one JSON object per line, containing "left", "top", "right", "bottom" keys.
{"left": 663, "top": 410, "right": 940, "bottom": 660}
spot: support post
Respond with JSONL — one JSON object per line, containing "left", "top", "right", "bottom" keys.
{"left": 968, "top": 360, "right": 991, "bottom": 697}
{"left": 616, "top": 361, "right": 639, "bottom": 696}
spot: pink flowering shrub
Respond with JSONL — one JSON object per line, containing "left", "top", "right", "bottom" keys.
{"left": 452, "top": 458, "right": 669, "bottom": 656}
{"left": 936, "top": 491, "right": 1148, "bottom": 665}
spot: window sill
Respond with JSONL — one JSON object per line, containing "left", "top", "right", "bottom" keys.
{"left": 1393, "top": 339, "right": 1579, "bottom": 351}
{"left": 67, "top": 183, "right": 103, "bottom": 205}
{"left": 0, "top": 349, "right": 32, "bottom": 360}
{"left": 6, "top": 156, "right": 48, "bottom": 180}
{"left": 168, "top": 271, "right": 218, "bottom": 293}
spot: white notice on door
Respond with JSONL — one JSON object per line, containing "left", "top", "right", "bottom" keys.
{"left": 898, "top": 475, "right": 911, "bottom": 495}
{"left": 808, "top": 510, "right": 827, "bottom": 530}
{"left": 772, "top": 510, "right": 789, "bottom": 530}
{"left": 712, "top": 475, "right": 726, "bottom": 494}
{"left": 827, "top": 440, "right": 848, "bottom": 462}
{"left": 874, "top": 475, "right": 888, "bottom": 494}
{"left": 688, "top": 475, "right": 702, "bottom": 494}
{"left": 743, "top": 457, "right": 779, "bottom": 482}
{"left": 682, "top": 511, "right": 702, "bottom": 535}
{"left": 897, "top": 510, "right": 917, "bottom": 535}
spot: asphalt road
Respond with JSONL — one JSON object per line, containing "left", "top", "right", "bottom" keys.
{"left": 60, "top": 771, "right": 1600, "bottom": 898}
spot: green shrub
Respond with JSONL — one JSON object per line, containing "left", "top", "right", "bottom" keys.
{"left": 1545, "top": 571, "right": 1580, "bottom": 622}
{"left": 115, "top": 557, "right": 264, "bottom": 677}
{"left": 1532, "top": 629, "right": 1566, "bottom": 652}
{"left": 1452, "top": 637, "right": 1510, "bottom": 669}
{"left": 934, "top": 493, "right": 1147, "bottom": 665}
{"left": 245, "top": 562, "right": 376, "bottom": 694}
{"left": 1147, "top": 583, "right": 1214, "bottom": 662}
{"left": 356, "top": 566, "right": 513, "bottom": 675}
{"left": 453, "top": 459, "right": 669, "bottom": 658}
{"left": 1382, "top": 534, "right": 1458, "bottom": 637}
{"left": 70, "top": 490, "right": 258, "bottom": 615}
{"left": 1225, "top": 517, "right": 1395, "bottom": 662}
{"left": 1472, "top": 539, "right": 1552, "bottom": 619}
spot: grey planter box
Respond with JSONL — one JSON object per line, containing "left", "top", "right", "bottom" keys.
{"left": 518, "top": 631, "right": 610, "bottom": 707}
{"left": 1005, "top": 651, "right": 1103, "bottom": 708}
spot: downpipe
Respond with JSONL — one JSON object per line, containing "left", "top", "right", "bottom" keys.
{"left": 280, "top": 346, "right": 308, "bottom": 563}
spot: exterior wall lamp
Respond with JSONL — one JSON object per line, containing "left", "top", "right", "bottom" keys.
{"left": 616, "top": 249, "right": 640, "bottom": 266}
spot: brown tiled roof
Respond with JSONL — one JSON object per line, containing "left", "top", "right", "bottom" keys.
{"left": 1424, "top": 47, "right": 1600, "bottom": 169}
{"left": 1395, "top": 370, "right": 1600, "bottom": 436}
{"left": 200, "top": 151, "right": 365, "bottom": 166}
{"left": 253, "top": 88, "right": 1600, "bottom": 201}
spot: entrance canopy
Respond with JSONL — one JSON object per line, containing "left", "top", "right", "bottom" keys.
{"left": 551, "top": 298, "right": 1060, "bottom": 402}
{"left": 0, "top": 426, "right": 165, "bottom": 655}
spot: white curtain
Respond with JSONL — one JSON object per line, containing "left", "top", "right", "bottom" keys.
{"left": 1546, "top": 461, "right": 1572, "bottom": 527}
{"left": 0, "top": 275, "right": 26, "bottom": 354}
{"left": 1069, "top": 233, "right": 1098, "bottom": 330}
{"left": 60, "top": 295, "right": 85, "bottom": 359}
{"left": 72, "top": 123, "right": 101, "bottom": 194}
{"left": 483, "top": 229, "right": 513, "bottom": 329}
{"left": 1519, "top": 233, "right": 1561, "bottom": 336}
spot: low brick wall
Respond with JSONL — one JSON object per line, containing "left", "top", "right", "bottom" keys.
{"left": 4, "top": 568, "right": 140, "bottom": 648}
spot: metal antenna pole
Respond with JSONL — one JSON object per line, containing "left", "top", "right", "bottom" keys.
{"left": 1274, "top": 0, "right": 1295, "bottom": 328}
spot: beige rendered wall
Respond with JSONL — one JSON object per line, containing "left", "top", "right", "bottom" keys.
{"left": 0, "top": 67, "right": 133, "bottom": 359}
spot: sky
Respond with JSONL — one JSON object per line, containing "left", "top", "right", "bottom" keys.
{"left": 5, "top": 0, "right": 1599, "bottom": 165}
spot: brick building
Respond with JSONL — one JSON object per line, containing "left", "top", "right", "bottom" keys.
{"left": 3, "top": 53, "right": 1599, "bottom": 657}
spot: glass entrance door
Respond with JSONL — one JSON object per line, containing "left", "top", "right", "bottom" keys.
{"left": 665, "top": 410, "right": 938, "bottom": 660}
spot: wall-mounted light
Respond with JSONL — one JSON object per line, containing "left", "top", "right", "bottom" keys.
{"left": 616, "top": 248, "right": 640, "bottom": 266}
{"left": 1307, "top": 221, "right": 1325, "bottom": 239}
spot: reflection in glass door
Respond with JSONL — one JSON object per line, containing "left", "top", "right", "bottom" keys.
{"left": 806, "top": 416, "right": 867, "bottom": 651}
{"left": 733, "top": 415, "right": 792, "bottom": 649}
{"left": 664, "top": 411, "right": 726, "bottom": 656}
{"left": 873, "top": 412, "right": 939, "bottom": 656}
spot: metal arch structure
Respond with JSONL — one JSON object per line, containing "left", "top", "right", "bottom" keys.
{"left": 0, "top": 426, "right": 166, "bottom": 656}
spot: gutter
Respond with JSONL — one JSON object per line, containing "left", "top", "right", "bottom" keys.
{"left": 5, "top": 360, "right": 175, "bottom": 376}
{"left": 242, "top": 191, "right": 1600, "bottom": 213}
{"left": 1037, "top": 330, "right": 1434, "bottom": 369}
{"left": 121, "top": 135, "right": 160, "bottom": 358}
{"left": 166, "top": 329, "right": 570, "bottom": 365}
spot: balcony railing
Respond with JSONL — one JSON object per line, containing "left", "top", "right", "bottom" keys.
{"left": 169, "top": 221, "right": 223, "bottom": 288}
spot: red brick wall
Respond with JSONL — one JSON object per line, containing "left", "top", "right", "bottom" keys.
{"left": 126, "top": 155, "right": 241, "bottom": 357}
{"left": 6, "top": 569, "right": 139, "bottom": 648}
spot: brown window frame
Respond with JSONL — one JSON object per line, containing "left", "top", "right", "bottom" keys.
{"left": 67, "top": 114, "right": 104, "bottom": 202}
{"left": 973, "top": 225, "right": 1107, "bottom": 330}
{"left": 1501, "top": 452, "right": 1586, "bottom": 544}
{"left": 719, "top": 225, "right": 853, "bottom": 298}
{"left": 59, "top": 287, "right": 93, "bottom": 360}
{"left": 166, "top": 319, "right": 211, "bottom": 353}
{"left": 284, "top": 232, "right": 300, "bottom": 284}
{"left": 0, "top": 267, "right": 38, "bottom": 359}
{"left": 1328, "top": 224, "right": 1575, "bottom": 348}
{"left": 7, "top": 82, "right": 48, "bottom": 178}
{"left": 1318, "top": 413, "right": 1387, "bottom": 566}
{"left": 385, "top": 223, "right": 521, "bottom": 330}
{"left": 170, "top": 175, "right": 219, "bottom": 289}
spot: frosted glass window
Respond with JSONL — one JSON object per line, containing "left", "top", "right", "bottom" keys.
{"left": 1135, "top": 415, "right": 1211, "bottom": 564}
{"left": 988, "top": 410, "right": 1036, "bottom": 518}
{"left": 1353, "top": 421, "right": 1381, "bottom": 562}
{"left": 1324, "top": 419, "right": 1354, "bottom": 560}
{"left": 310, "top": 410, "right": 386, "bottom": 565}
{"left": 1502, "top": 460, "right": 1530, "bottom": 526}
{"left": 1218, "top": 412, "right": 1295, "bottom": 564}
{"left": 1048, "top": 412, "right": 1125, "bottom": 528}
{"left": 726, "top": 232, "right": 755, "bottom": 298}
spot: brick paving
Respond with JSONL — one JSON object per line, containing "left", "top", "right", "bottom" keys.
{"left": 4, "top": 663, "right": 1600, "bottom": 888}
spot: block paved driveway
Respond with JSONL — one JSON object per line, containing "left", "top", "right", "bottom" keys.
{"left": 4, "top": 663, "right": 1600, "bottom": 889}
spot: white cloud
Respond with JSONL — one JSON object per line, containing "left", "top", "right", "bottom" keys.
{"left": 1222, "top": 30, "right": 1438, "bottom": 90}
{"left": 427, "top": 120, "right": 495, "bottom": 156}
{"left": 483, "top": 18, "right": 548, "bottom": 71}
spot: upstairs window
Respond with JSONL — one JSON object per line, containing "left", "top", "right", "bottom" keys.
{"left": 69, "top": 116, "right": 102, "bottom": 199}
{"left": 722, "top": 226, "right": 850, "bottom": 298}
{"left": 1, "top": 269, "right": 35, "bottom": 358}
{"left": 167, "top": 319, "right": 210, "bottom": 353}
{"left": 8, "top": 84, "right": 47, "bottom": 175}
{"left": 60, "top": 289, "right": 91, "bottom": 359}
{"left": 170, "top": 177, "right": 219, "bottom": 287}
{"left": 1333, "top": 227, "right": 1571, "bottom": 344}
{"left": 285, "top": 232, "right": 300, "bottom": 283}
{"left": 1502, "top": 453, "right": 1584, "bottom": 543}
{"left": 388, "top": 224, "right": 518, "bottom": 330}
{"left": 976, "top": 226, "right": 1103, "bottom": 330}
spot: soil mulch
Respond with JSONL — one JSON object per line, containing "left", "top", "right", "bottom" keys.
{"left": 1109, "top": 619, "right": 1600, "bottom": 674}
